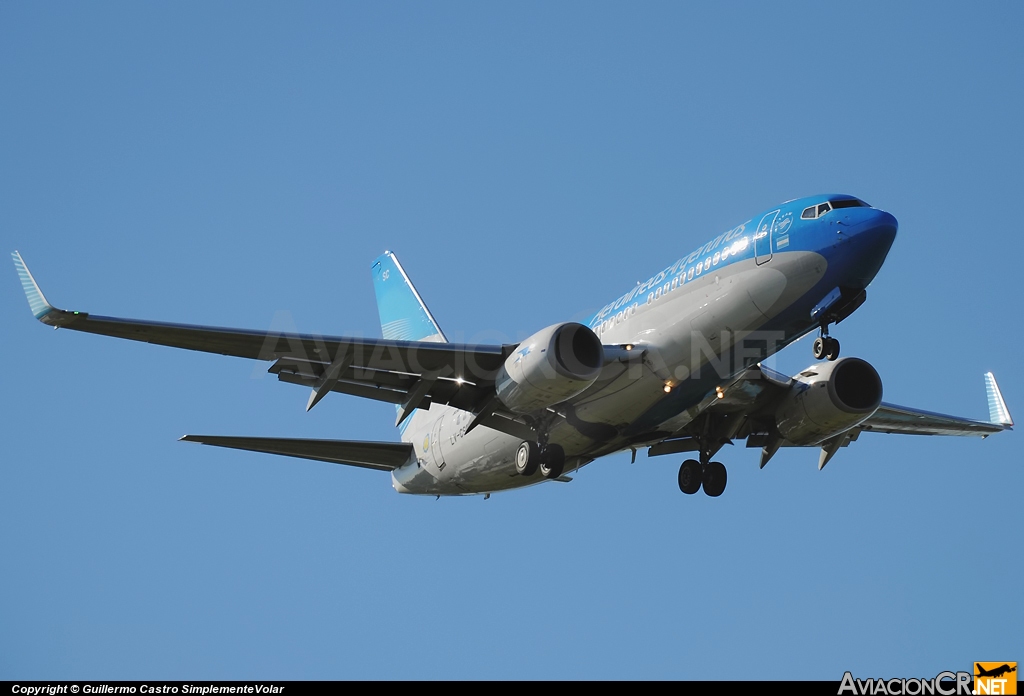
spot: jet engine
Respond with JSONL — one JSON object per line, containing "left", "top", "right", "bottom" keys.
{"left": 495, "top": 322, "right": 604, "bottom": 414}
{"left": 774, "top": 357, "right": 883, "bottom": 445}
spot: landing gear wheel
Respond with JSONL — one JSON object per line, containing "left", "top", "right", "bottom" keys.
{"left": 515, "top": 441, "right": 539, "bottom": 476}
{"left": 824, "top": 337, "right": 840, "bottom": 361}
{"left": 678, "top": 459, "right": 703, "bottom": 494}
{"left": 813, "top": 336, "right": 826, "bottom": 360}
{"left": 539, "top": 444, "right": 565, "bottom": 479}
{"left": 702, "top": 461, "right": 727, "bottom": 497}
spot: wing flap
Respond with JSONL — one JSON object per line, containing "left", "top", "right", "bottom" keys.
{"left": 180, "top": 435, "right": 414, "bottom": 471}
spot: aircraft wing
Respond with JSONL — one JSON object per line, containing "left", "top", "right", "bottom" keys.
{"left": 860, "top": 371, "right": 1012, "bottom": 437}
{"left": 180, "top": 436, "right": 413, "bottom": 471}
{"left": 860, "top": 403, "right": 1007, "bottom": 437}
{"left": 717, "top": 365, "right": 1013, "bottom": 439}
{"left": 13, "top": 251, "right": 512, "bottom": 416}
{"left": 648, "top": 364, "right": 1012, "bottom": 469}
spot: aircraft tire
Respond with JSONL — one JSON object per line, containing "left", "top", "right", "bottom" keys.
{"left": 678, "top": 459, "right": 702, "bottom": 494}
{"left": 813, "top": 337, "right": 826, "bottom": 360}
{"left": 515, "top": 441, "right": 540, "bottom": 476}
{"left": 824, "top": 337, "right": 841, "bottom": 361}
{"left": 702, "top": 461, "right": 727, "bottom": 497}
{"left": 539, "top": 444, "right": 565, "bottom": 479}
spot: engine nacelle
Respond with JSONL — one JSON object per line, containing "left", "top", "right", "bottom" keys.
{"left": 495, "top": 322, "right": 604, "bottom": 414}
{"left": 775, "top": 357, "right": 883, "bottom": 446}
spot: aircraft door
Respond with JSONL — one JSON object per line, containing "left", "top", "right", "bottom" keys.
{"left": 429, "top": 413, "right": 447, "bottom": 472}
{"left": 754, "top": 210, "right": 779, "bottom": 265}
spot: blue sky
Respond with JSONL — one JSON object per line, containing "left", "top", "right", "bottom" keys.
{"left": 1, "top": 2, "right": 1021, "bottom": 680}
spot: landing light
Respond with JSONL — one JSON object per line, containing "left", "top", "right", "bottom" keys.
{"left": 716, "top": 386, "right": 725, "bottom": 399}
{"left": 456, "top": 377, "right": 465, "bottom": 385}
{"left": 663, "top": 382, "right": 673, "bottom": 393}
{"left": 625, "top": 344, "right": 634, "bottom": 351}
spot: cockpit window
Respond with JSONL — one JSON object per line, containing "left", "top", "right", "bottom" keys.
{"left": 830, "top": 198, "right": 870, "bottom": 209}
{"left": 801, "top": 206, "right": 816, "bottom": 219}
{"left": 816, "top": 202, "right": 832, "bottom": 217}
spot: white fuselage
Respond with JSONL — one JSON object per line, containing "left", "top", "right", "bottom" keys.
{"left": 392, "top": 250, "right": 826, "bottom": 495}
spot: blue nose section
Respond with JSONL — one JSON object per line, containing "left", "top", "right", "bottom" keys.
{"left": 860, "top": 209, "right": 898, "bottom": 245}
{"left": 842, "top": 209, "right": 898, "bottom": 289}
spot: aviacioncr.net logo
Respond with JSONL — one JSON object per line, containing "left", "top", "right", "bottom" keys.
{"left": 838, "top": 671, "right": 973, "bottom": 696}
{"left": 974, "top": 663, "right": 1017, "bottom": 695}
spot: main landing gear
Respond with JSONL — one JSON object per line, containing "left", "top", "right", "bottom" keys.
{"left": 515, "top": 441, "right": 565, "bottom": 479}
{"left": 677, "top": 454, "right": 728, "bottom": 497}
{"left": 812, "top": 326, "right": 841, "bottom": 361}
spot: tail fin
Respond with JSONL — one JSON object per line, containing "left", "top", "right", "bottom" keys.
{"left": 372, "top": 252, "right": 447, "bottom": 436}
{"left": 984, "top": 372, "right": 1013, "bottom": 427}
{"left": 371, "top": 251, "right": 447, "bottom": 344}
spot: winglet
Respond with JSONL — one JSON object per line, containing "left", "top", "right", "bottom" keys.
{"left": 12, "top": 251, "right": 56, "bottom": 320}
{"left": 11, "top": 252, "right": 85, "bottom": 328}
{"left": 984, "top": 372, "right": 1013, "bottom": 427}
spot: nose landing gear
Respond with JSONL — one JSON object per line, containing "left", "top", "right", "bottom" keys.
{"left": 812, "top": 327, "right": 841, "bottom": 361}
{"left": 809, "top": 286, "right": 866, "bottom": 361}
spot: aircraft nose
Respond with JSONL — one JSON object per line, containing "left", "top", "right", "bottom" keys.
{"left": 862, "top": 208, "right": 898, "bottom": 245}
{"left": 846, "top": 207, "right": 897, "bottom": 248}
{"left": 841, "top": 208, "right": 898, "bottom": 289}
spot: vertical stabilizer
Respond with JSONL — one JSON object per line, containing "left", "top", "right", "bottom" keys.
{"left": 372, "top": 252, "right": 447, "bottom": 344}
{"left": 372, "top": 252, "right": 447, "bottom": 436}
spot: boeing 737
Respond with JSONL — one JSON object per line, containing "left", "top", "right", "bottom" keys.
{"left": 12, "top": 194, "right": 1013, "bottom": 498}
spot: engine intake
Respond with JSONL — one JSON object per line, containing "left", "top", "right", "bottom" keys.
{"left": 495, "top": 322, "right": 604, "bottom": 413}
{"left": 774, "top": 357, "right": 883, "bottom": 446}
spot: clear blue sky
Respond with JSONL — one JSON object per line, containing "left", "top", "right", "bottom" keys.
{"left": 2, "top": 2, "right": 1020, "bottom": 680}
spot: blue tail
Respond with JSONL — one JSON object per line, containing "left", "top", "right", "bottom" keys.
{"left": 372, "top": 252, "right": 447, "bottom": 435}
{"left": 372, "top": 251, "right": 447, "bottom": 344}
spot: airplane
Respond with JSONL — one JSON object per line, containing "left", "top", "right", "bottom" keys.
{"left": 976, "top": 665, "right": 1017, "bottom": 679}
{"left": 11, "top": 194, "right": 1014, "bottom": 498}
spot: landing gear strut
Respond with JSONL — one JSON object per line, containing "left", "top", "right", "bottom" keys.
{"left": 812, "top": 326, "right": 840, "bottom": 361}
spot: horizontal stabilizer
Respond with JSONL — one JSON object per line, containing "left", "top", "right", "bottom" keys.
{"left": 180, "top": 435, "right": 414, "bottom": 471}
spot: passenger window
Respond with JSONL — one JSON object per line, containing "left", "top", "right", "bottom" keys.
{"left": 817, "top": 202, "right": 831, "bottom": 217}
{"left": 801, "top": 206, "right": 816, "bottom": 219}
